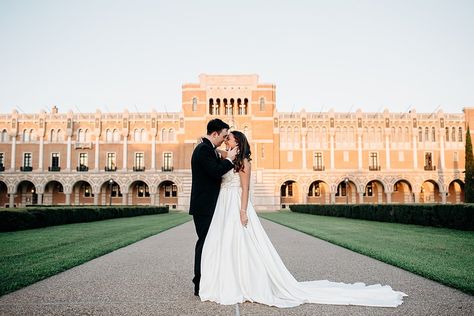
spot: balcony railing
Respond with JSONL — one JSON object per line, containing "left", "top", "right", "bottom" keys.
{"left": 77, "top": 165, "right": 89, "bottom": 172}
{"left": 133, "top": 166, "right": 146, "bottom": 172}
{"left": 20, "top": 166, "right": 33, "bottom": 172}
{"left": 161, "top": 166, "right": 174, "bottom": 172}
{"left": 0, "top": 165, "right": 4, "bottom": 172}
{"left": 48, "top": 166, "right": 61, "bottom": 172}
{"left": 313, "top": 166, "right": 325, "bottom": 171}
{"left": 105, "top": 166, "right": 117, "bottom": 172}
{"left": 369, "top": 165, "right": 381, "bottom": 171}
{"left": 424, "top": 165, "right": 436, "bottom": 171}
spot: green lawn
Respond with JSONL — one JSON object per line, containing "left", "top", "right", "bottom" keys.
{"left": 259, "top": 211, "right": 474, "bottom": 295}
{"left": 0, "top": 212, "right": 191, "bottom": 297}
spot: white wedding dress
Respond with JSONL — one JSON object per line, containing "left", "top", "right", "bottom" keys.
{"left": 200, "top": 170, "right": 407, "bottom": 308}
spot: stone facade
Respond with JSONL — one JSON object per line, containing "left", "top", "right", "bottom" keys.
{"left": 0, "top": 74, "right": 471, "bottom": 210}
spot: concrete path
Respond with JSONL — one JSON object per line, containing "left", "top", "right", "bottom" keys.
{"left": 0, "top": 218, "right": 473, "bottom": 316}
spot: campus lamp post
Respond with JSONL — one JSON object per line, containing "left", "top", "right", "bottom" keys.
{"left": 344, "top": 178, "right": 349, "bottom": 204}
{"left": 109, "top": 179, "right": 113, "bottom": 206}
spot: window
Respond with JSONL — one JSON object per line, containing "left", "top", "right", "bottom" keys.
{"left": 137, "top": 184, "right": 150, "bottom": 197}
{"left": 113, "top": 129, "right": 120, "bottom": 142}
{"left": 56, "top": 129, "right": 63, "bottom": 142}
{"left": 418, "top": 127, "right": 423, "bottom": 142}
{"left": 79, "top": 153, "right": 88, "bottom": 167}
{"left": 424, "top": 127, "right": 429, "bottom": 142}
{"left": 451, "top": 127, "right": 456, "bottom": 142}
{"left": 445, "top": 127, "right": 449, "bottom": 142}
{"left": 280, "top": 181, "right": 294, "bottom": 197}
{"left": 163, "top": 152, "right": 172, "bottom": 171}
{"left": 22, "top": 129, "right": 30, "bottom": 142}
{"left": 366, "top": 182, "right": 373, "bottom": 196}
{"left": 135, "top": 152, "right": 144, "bottom": 170}
{"left": 459, "top": 127, "right": 463, "bottom": 142}
{"left": 169, "top": 129, "right": 175, "bottom": 142}
{"left": 454, "top": 152, "right": 458, "bottom": 162}
{"left": 336, "top": 182, "right": 347, "bottom": 197}
{"left": 424, "top": 152, "right": 433, "bottom": 170}
{"left": 1, "top": 129, "right": 8, "bottom": 142}
{"left": 50, "top": 129, "right": 56, "bottom": 142}
{"left": 106, "top": 129, "right": 113, "bottom": 142}
{"left": 51, "top": 153, "right": 59, "bottom": 167}
{"left": 0, "top": 152, "right": 4, "bottom": 168}
{"left": 111, "top": 184, "right": 122, "bottom": 197}
{"left": 23, "top": 153, "right": 32, "bottom": 167}
{"left": 313, "top": 152, "right": 323, "bottom": 170}
{"left": 106, "top": 153, "right": 116, "bottom": 170}
{"left": 259, "top": 97, "right": 265, "bottom": 111}
{"left": 369, "top": 152, "right": 379, "bottom": 170}
{"left": 308, "top": 182, "right": 320, "bottom": 197}
{"left": 161, "top": 129, "right": 168, "bottom": 142}
{"left": 82, "top": 183, "right": 93, "bottom": 197}
{"left": 192, "top": 97, "right": 197, "bottom": 112}
{"left": 431, "top": 127, "right": 436, "bottom": 142}
{"left": 134, "top": 129, "right": 141, "bottom": 142}
{"left": 164, "top": 183, "right": 177, "bottom": 197}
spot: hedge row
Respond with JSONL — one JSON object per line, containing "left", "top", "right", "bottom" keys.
{"left": 289, "top": 204, "right": 474, "bottom": 231}
{"left": 0, "top": 206, "right": 169, "bottom": 232}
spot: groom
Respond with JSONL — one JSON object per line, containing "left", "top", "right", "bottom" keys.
{"left": 189, "top": 119, "right": 237, "bottom": 296}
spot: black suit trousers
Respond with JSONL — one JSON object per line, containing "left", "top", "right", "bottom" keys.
{"left": 192, "top": 214, "right": 213, "bottom": 292}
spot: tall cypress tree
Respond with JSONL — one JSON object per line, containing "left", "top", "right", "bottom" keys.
{"left": 465, "top": 126, "right": 474, "bottom": 203}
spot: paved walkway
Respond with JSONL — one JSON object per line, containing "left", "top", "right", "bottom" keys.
{"left": 0, "top": 218, "right": 473, "bottom": 315}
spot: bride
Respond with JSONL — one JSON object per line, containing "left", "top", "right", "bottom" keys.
{"left": 199, "top": 131, "right": 407, "bottom": 308}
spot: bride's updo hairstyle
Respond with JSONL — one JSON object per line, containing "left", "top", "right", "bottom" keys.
{"left": 231, "top": 130, "right": 252, "bottom": 172}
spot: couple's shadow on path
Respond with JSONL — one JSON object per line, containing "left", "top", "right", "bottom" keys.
{"left": 0, "top": 219, "right": 473, "bottom": 315}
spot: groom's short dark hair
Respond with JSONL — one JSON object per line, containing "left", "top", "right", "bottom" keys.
{"left": 207, "top": 119, "right": 230, "bottom": 135}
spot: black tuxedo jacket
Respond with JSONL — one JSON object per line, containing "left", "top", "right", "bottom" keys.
{"left": 189, "top": 138, "right": 234, "bottom": 216}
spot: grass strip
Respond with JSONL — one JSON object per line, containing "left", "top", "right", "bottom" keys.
{"left": 259, "top": 211, "right": 474, "bottom": 295}
{"left": 0, "top": 212, "right": 191, "bottom": 297}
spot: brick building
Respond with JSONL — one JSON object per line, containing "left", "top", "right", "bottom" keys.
{"left": 0, "top": 74, "right": 470, "bottom": 210}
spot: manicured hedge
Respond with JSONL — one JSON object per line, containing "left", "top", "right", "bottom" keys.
{"left": 289, "top": 204, "right": 474, "bottom": 230}
{"left": 0, "top": 206, "right": 169, "bottom": 232}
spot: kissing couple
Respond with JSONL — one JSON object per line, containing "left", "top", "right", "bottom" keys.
{"left": 189, "top": 118, "right": 406, "bottom": 308}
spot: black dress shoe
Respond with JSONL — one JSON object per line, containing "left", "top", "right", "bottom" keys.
{"left": 194, "top": 291, "right": 199, "bottom": 297}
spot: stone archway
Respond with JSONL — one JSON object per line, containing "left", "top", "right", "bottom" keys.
{"left": 129, "top": 180, "right": 151, "bottom": 205}
{"left": 335, "top": 179, "right": 357, "bottom": 204}
{"left": 100, "top": 180, "right": 122, "bottom": 206}
{"left": 71, "top": 180, "right": 95, "bottom": 205}
{"left": 364, "top": 180, "right": 386, "bottom": 204}
{"left": 280, "top": 180, "right": 300, "bottom": 209}
{"left": 158, "top": 180, "right": 178, "bottom": 209}
{"left": 392, "top": 180, "right": 413, "bottom": 203}
{"left": 307, "top": 180, "right": 330, "bottom": 204}
{"left": 447, "top": 180, "right": 464, "bottom": 204}
{"left": 420, "top": 180, "right": 441, "bottom": 203}
{"left": 0, "top": 181, "right": 8, "bottom": 207}
{"left": 43, "top": 180, "right": 66, "bottom": 205}
{"left": 15, "top": 180, "right": 37, "bottom": 207}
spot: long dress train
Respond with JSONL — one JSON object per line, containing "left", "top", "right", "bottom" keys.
{"left": 200, "top": 170, "right": 407, "bottom": 308}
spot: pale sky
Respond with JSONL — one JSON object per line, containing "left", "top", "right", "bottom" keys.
{"left": 0, "top": 0, "right": 473, "bottom": 115}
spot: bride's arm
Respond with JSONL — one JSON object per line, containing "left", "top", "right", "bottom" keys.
{"left": 238, "top": 159, "right": 251, "bottom": 226}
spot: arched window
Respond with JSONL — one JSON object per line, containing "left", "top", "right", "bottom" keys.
{"left": 192, "top": 97, "right": 197, "bottom": 112}
{"left": 169, "top": 128, "right": 175, "bottom": 141}
{"left": 113, "top": 129, "right": 120, "bottom": 142}
{"left": 161, "top": 128, "right": 168, "bottom": 142}
{"left": 451, "top": 127, "right": 456, "bottom": 142}
{"left": 445, "top": 127, "right": 449, "bottom": 141}
{"left": 459, "top": 127, "right": 463, "bottom": 142}
{"left": 57, "top": 129, "right": 63, "bottom": 142}
{"left": 141, "top": 129, "right": 146, "bottom": 141}
{"left": 50, "top": 129, "right": 56, "bottom": 142}
{"left": 22, "top": 129, "right": 29, "bottom": 142}
{"left": 418, "top": 127, "right": 423, "bottom": 142}
{"left": 431, "top": 127, "right": 436, "bottom": 142}
{"left": 106, "top": 129, "right": 112, "bottom": 142}
{"left": 29, "top": 129, "right": 34, "bottom": 141}
{"left": 77, "top": 129, "right": 83, "bottom": 142}
{"left": 215, "top": 98, "right": 221, "bottom": 115}
{"left": 0, "top": 129, "right": 8, "bottom": 142}
{"left": 259, "top": 97, "right": 265, "bottom": 111}
{"left": 209, "top": 98, "right": 214, "bottom": 115}
{"left": 405, "top": 127, "right": 409, "bottom": 142}
{"left": 134, "top": 129, "right": 140, "bottom": 142}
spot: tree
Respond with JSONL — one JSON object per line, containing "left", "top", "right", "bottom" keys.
{"left": 465, "top": 126, "right": 474, "bottom": 203}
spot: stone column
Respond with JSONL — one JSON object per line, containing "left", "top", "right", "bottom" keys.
{"left": 385, "top": 192, "right": 392, "bottom": 203}
{"left": 8, "top": 188, "right": 15, "bottom": 207}
{"left": 357, "top": 134, "right": 362, "bottom": 171}
{"left": 93, "top": 188, "right": 100, "bottom": 205}
{"left": 10, "top": 136, "right": 16, "bottom": 171}
{"left": 412, "top": 133, "right": 418, "bottom": 169}
{"left": 330, "top": 134, "right": 335, "bottom": 170}
{"left": 66, "top": 135, "right": 72, "bottom": 171}
{"left": 65, "top": 193, "right": 71, "bottom": 205}
{"left": 439, "top": 132, "right": 446, "bottom": 170}
{"left": 330, "top": 192, "right": 336, "bottom": 204}
{"left": 358, "top": 192, "right": 364, "bottom": 204}
{"left": 302, "top": 135, "right": 307, "bottom": 169}
{"left": 122, "top": 192, "right": 128, "bottom": 205}
{"left": 440, "top": 192, "right": 447, "bottom": 204}
{"left": 385, "top": 135, "right": 390, "bottom": 170}
{"left": 151, "top": 135, "right": 156, "bottom": 171}
{"left": 123, "top": 137, "right": 128, "bottom": 171}
{"left": 95, "top": 137, "right": 100, "bottom": 171}
{"left": 39, "top": 137, "right": 44, "bottom": 171}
